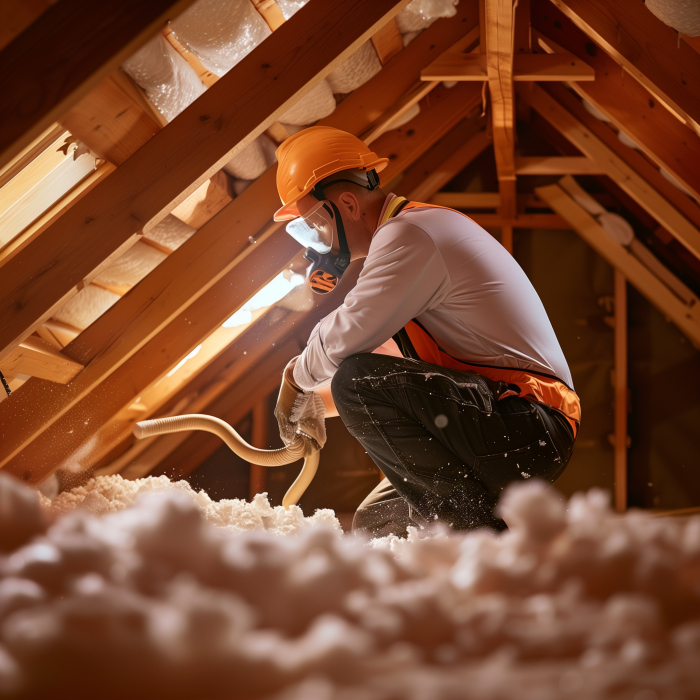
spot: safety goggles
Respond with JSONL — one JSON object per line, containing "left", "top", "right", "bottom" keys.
{"left": 285, "top": 200, "right": 336, "bottom": 254}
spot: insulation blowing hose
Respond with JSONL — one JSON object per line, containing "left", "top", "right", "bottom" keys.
{"left": 133, "top": 414, "right": 320, "bottom": 509}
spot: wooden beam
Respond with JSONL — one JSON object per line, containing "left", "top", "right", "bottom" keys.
{"left": 0, "top": 336, "right": 82, "bottom": 384}
{"left": 170, "top": 171, "right": 234, "bottom": 229}
{"left": 362, "top": 25, "right": 480, "bottom": 146}
{"left": 431, "top": 192, "right": 501, "bottom": 208}
{"left": 59, "top": 70, "right": 165, "bottom": 166}
{"left": 0, "top": 0, "right": 412, "bottom": 364}
{"left": 0, "top": 3, "right": 477, "bottom": 478}
{"left": 0, "top": 125, "right": 67, "bottom": 191}
{"left": 501, "top": 223, "right": 513, "bottom": 254}
{"left": 467, "top": 213, "right": 569, "bottom": 228}
{"left": 530, "top": 2, "right": 700, "bottom": 204}
{"left": 484, "top": 0, "right": 517, "bottom": 184}
{"left": 405, "top": 128, "right": 491, "bottom": 202}
{"left": 613, "top": 269, "right": 627, "bottom": 513}
{"left": 548, "top": 0, "right": 700, "bottom": 136}
{"left": 529, "top": 84, "right": 700, "bottom": 260}
{"left": 371, "top": 17, "right": 404, "bottom": 65}
{"left": 535, "top": 181, "right": 700, "bottom": 347}
{"left": 421, "top": 52, "right": 595, "bottom": 81}
{"left": 515, "top": 156, "right": 603, "bottom": 175}
{"left": 0, "top": 0, "right": 197, "bottom": 169}
{"left": 251, "top": 0, "right": 286, "bottom": 31}
{"left": 0, "top": 0, "right": 52, "bottom": 51}
{"left": 162, "top": 23, "right": 218, "bottom": 87}
{"left": 249, "top": 399, "right": 269, "bottom": 500}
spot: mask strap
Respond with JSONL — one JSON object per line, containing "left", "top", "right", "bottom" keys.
{"left": 327, "top": 201, "right": 351, "bottom": 273}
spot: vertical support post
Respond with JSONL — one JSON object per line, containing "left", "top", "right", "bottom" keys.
{"left": 501, "top": 223, "right": 513, "bottom": 254}
{"left": 249, "top": 398, "right": 269, "bottom": 501}
{"left": 614, "top": 269, "right": 628, "bottom": 512}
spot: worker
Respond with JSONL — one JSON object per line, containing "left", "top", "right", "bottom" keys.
{"left": 273, "top": 126, "right": 580, "bottom": 538}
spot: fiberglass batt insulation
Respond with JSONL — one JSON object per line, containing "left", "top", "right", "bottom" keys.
{"left": 51, "top": 285, "right": 120, "bottom": 331}
{"left": 170, "top": 0, "right": 271, "bottom": 77}
{"left": 121, "top": 34, "right": 206, "bottom": 122}
{"left": 223, "top": 134, "right": 277, "bottom": 180}
{"left": 94, "top": 242, "right": 167, "bottom": 289}
{"left": 143, "top": 214, "right": 197, "bottom": 252}
{"left": 1, "top": 473, "right": 700, "bottom": 699}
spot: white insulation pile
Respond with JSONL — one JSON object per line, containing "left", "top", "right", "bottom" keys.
{"left": 1, "top": 473, "right": 699, "bottom": 699}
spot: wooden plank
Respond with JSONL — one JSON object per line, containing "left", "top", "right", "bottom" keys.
{"left": 468, "top": 213, "right": 569, "bottom": 228}
{"left": 249, "top": 399, "right": 269, "bottom": 499}
{"left": 0, "top": 163, "right": 115, "bottom": 269}
{"left": 362, "top": 25, "right": 480, "bottom": 145}
{"left": 431, "top": 192, "right": 501, "bottom": 208}
{"left": 515, "top": 156, "right": 603, "bottom": 175}
{"left": 527, "top": 81, "right": 700, "bottom": 237}
{"left": 529, "top": 84, "right": 700, "bottom": 260}
{"left": 0, "top": 0, "right": 52, "bottom": 51}
{"left": 171, "top": 171, "right": 234, "bottom": 229}
{"left": 535, "top": 181, "right": 700, "bottom": 347}
{"left": 548, "top": 0, "right": 700, "bottom": 135}
{"left": 405, "top": 129, "right": 491, "bottom": 202}
{"left": 501, "top": 223, "right": 513, "bottom": 254}
{"left": 0, "top": 0, "right": 413, "bottom": 364}
{"left": 421, "top": 52, "right": 595, "bottom": 81}
{"left": 251, "top": 0, "right": 286, "bottom": 31}
{"left": 0, "top": 0, "right": 198, "bottom": 169}
{"left": 613, "top": 269, "right": 627, "bottom": 513}
{"left": 59, "top": 70, "right": 165, "bottom": 166}
{"left": 371, "top": 17, "right": 404, "bottom": 65}
{"left": 530, "top": 1, "right": 700, "bottom": 203}
{"left": 0, "top": 336, "right": 83, "bottom": 384}
{"left": 484, "top": 0, "right": 517, "bottom": 183}
{"left": 162, "top": 23, "right": 218, "bottom": 87}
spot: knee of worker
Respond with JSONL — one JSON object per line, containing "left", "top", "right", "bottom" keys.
{"left": 331, "top": 354, "right": 380, "bottom": 407}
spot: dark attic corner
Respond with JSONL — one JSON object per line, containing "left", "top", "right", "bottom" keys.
{"left": 0, "top": 0, "right": 700, "bottom": 697}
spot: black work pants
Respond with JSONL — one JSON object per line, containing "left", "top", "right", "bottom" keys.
{"left": 331, "top": 353, "right": 575, "bottom": 537}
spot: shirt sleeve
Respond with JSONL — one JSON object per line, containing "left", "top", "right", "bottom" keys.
{"left": 294, "top": 220, "right": 450, "bottom": 390}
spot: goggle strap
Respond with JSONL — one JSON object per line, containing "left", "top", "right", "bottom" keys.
{"left": 311, "top": 169, "right": 380, "bottom": 201}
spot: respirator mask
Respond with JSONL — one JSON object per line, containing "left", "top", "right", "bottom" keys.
{"left": 285, "top": 169, "right": 380, "bottom": 295}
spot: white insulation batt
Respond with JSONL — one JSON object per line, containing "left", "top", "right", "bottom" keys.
{"left": 51, "top": 285, "right": 120, "bottom": 331}
{"left": 143, "top": 214, "right": 197, "bottom": 252}
{"left": 1, "top": 473, "right": 699, "bottom": 699}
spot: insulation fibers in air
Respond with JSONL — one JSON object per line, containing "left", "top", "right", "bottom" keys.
{"left": 144, "top": 215, "right": 197, "bottom": 251}
{"left": 94, "top": 242, "right": 168, "bottom": 289}
{"left": 223, "top": 134, "right": 277, "bottom": 180}
{"left": 52, "top": 285, "right": 120, "bottom": 331}
{"left": 396, "top": 0, "right": 460, "bottom": 33}
{"left": 279, "top": 80, "right": 336, "bottom": 126}
{"left": 170, "top": 0, "right": 271, "bottom": 77}
{"left": 121, "top": 35, "right": 206, "bottom": 122}
{"left": 646, "top": 0, "right": 700, "bottom": 36}
{"left": 327, "top": 41, "right": 382, "bottom": 95}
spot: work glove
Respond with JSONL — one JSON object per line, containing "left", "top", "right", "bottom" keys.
{"left": 274, "top": 358, "right": 327, "bottom": 452}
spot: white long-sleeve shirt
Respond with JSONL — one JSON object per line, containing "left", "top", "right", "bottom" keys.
{"left": 294, "top": 196, "right": 573, "bottom": 392}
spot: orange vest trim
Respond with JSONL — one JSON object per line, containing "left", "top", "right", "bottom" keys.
{"left": 387, "top": 199, "right": 581, "bottom": 437}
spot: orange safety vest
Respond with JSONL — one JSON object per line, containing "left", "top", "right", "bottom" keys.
{"left": 382, "top": 198, "right": 581, "bottom": 437}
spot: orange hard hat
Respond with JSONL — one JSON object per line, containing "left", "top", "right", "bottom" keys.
{"left": 274, "top": 126, "right": 389, "bottom": 221}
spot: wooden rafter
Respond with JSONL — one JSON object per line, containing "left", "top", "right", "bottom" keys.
{"left": 529, "top": 2, "right": 700, "bottom": 204}
{"left": 0, "top": 0, "right": 413, "bottom": 365}
{"left": 514, "top": 156, "right": 603, "bottom": 175}
{"left": 371, "top": 18, "right": 404, "bottom": 65}
{"left": 613, "top": 269, "right": 628, "bottom": 513}
{"left": 530, "top": 84, "right": 700, "bottom": 260}
{"left": 0, "top": 6, "right": 479, "bottom": 479}
{"left": 0, "top": 0, "right": 198, "bottom": 169}
{"left": 0, "top": 337, "right": 83, "bottom": 387}
{"left": 535, "top": 180, "right": 700, "bottom": 347}
{"left": 549, "top": 0, "right": 700, "bottom": 136}
{"left": 420, "top": 52, "right": 594, "bottom": 81}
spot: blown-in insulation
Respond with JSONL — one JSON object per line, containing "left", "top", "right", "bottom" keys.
{"left": 94, "top": 242, "right": 168, "bottom": 289}
{"left": 144, "top": 215, "right": 197, "bottom": 252}
{"left": 396, "top": 0, "right": 460, "bottom": 33}
{"left": 1, "top": 471, "right": 699, "bottom": 699}
{"left": 121, "top": 35, "right": 206, "bottom": 122}
{"left": 52, "top": 285, "right": 121, "bottom": 331}
{"left": 170, "top": 0, "right": 271, "bottom": 77}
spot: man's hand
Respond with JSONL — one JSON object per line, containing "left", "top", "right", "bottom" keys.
{"left": 274, "top": 358, "right": 327, "bottom": 452}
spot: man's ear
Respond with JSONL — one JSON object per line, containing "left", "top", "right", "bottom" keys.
{"left": 338, "top": 191, "right": 362, "bottom": 221}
